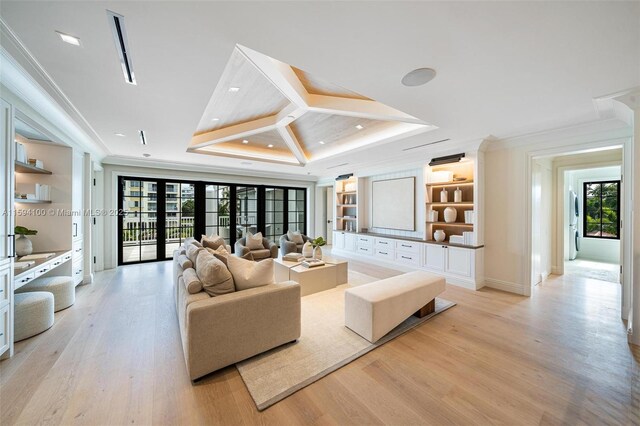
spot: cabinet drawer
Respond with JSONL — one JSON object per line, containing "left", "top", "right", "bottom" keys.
{"left": 357, "top": 246, "right": 374, "bottom": 256}
{"left": 375, "top": 238, "right": 394, "bottom": 249}
{"left": 15, "top": 272, "right": 36, "bottom": 289}
{"left": 34, "top": 262, "right": 51, "bottom": 279}
{"left": 0, "top": 268, "right": 9, "bottom": 307}
{"left": 73, "top": 259, "right": 84, "bottom": 285}
{"left": 396, "top": 240, "right": 421, "bottom": 255}
{"left": 375, "top": 249, "right": 394, "bottom": 260}
{"left": 0, "top": 305, "right": 9, "bottom": 357}
{"left": 395, "top": 251, "right": 420, "bottom": 266}
{"left": 62, "top": 252, "right": 73, "bottom": 263}
{"left": 356, "top": 235, "right": 374, "bottom": 246}
{"left": 73, "top": 243, "right": 83, "bottom": 261}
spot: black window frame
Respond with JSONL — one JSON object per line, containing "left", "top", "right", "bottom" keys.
{"left": 582, "top": 180, "right": 620, "bottom": 240}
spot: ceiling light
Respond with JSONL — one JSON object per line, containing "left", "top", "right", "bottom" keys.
{"left": 139, "top": 130, "right": 147, "bottom": 145}
{"left": 401, "top": 68, "right": 437, "bottom": 87}
{"left": 228, "top": 87, "right": 240, "bottom": 92}
{"left": 429, "top": 153, "right": 465, "bottom": 166}
{"left": 242, "top": 139, "right": 249, "bottom": 144}
{"left": 114, "top": 132, "right": 126, "bottom": 137}
{"left": 267, "top": 144, "right": 274, "bottom": 148}
{"left": 355, "top": 125, "right": 364, "bottom": 130}
{"left": 211, "top": 118, "right": 220, "bottom": 122}
{"left": 56, "top": 31, "right": 81, "bottom": 46}
{"left": 107, "top": 11, "right": 136, "bottom": 85}
{"left": 319, "top": 141, "right": 325, "bottom": 145}
{"left": 142, "top": 153, "right": 151, "bottom": 158}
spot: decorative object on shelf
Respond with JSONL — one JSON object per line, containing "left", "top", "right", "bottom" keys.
{"left": 311, "top": 236, "right": 326, "bottom": 260}
{"left": 428, "top": 210, "right": 438, "bottom": 222}
{"left": 15, "top": 142, "right": 27, "bottom": 163}
{"left": 454, "top": 187, "right": 462, "bottom": 203}
{"left": 440, "top": 188, "right": 448, "bottom": 203}
{"left": 449, "top": 235, "right": 465, "bottom": 244}
{"left": 431, "top": 170, "right": 453, "bottom": 182}
{"left": 434, "top": 229, "right": 446, "bottom": 242}
{"left": 444, "top": 207, "right": 457, "bottom": 223}
{"left": 464, "top": 210, "right": 475, "bottom": 224}
{"left": 15, "top": 225, "right": 37, "bottom": 256}
{"left": 302, "top": 241, "right": 313, "bottom": 258}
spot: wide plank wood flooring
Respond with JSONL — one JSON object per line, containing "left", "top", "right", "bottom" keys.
{"left": 1, "top": 256, "right": 638, "bottom": 425}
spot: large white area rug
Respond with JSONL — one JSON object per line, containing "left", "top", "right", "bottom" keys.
{"left": 236, "top": 271, "right": 455, "bottom": 410}
{"left": 564, "top": 259, "right": 619, "bottom": 284}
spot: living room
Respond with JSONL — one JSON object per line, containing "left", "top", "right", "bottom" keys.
{"left": 1, "top": 2, "right": 639, "bottom": 425}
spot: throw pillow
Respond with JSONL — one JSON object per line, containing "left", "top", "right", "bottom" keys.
{"left": 182, "top": 267, "right": 203, "bottom": 294}
{"left": 201, "top": 234, "right": 225, "bottom": 250}
{"left": 287, "top": 230, "right": 304, "bottom": 245}
{"left": 186, "top": 244, "right": 204, "bottom": 266}
{"left": 195, "top": 250, "right": 235, "bottom": 296}
{"left": 246, "top": 232, "right": 264, "bottom": 250}
{"left": 208, "top": 247, "right": 253, "bottom": 266}
{"left": 177, "top": 254, "right": 193, "bottom": 270}
{"left": 227, "top": 255, "right": 274, "bottom": 291}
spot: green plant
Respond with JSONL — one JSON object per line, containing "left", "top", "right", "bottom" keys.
{"left": 311, "top": 236, "right": 326, "bottom": 248}
{"left": 15, "top": 225, "right": 37, "bottom": 236}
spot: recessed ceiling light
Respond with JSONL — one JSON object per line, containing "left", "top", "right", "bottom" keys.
{"left": 401, "top": 67, "right": 437, "bottom": 87}
{"left": 56, "top": 31, "right": 81, "bottom": 46}
{"left": 211, "top": 118, "right": 220, "bottom": 122}
{"left": 114, "top": 133, "right": 126, "bottom": 137}
{"left": 242, "top": 139, "right": 249, "bottom": 144}
{"left": 287, "top": 115, "right": 295, "bottom": 119}
{"left": 228, "top": 87, "right": 240, "bottom": 92}
{"left": 267, "top": 144, "right": 274, "bottom": 148}
{"left": 142, "top": 153, "right": 151, "bottom": 158}
{"left": 319, "top": 141, "right": 325, "bottom": 145}
{"left": 139, "top": 130, "right": 147, "bottom": 145}
{"left": 355, "top": 124, "right": 364, "bottom": 130}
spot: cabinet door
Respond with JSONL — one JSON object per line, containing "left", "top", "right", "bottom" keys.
{"left": 344, "top": 234, "right": 357, "bottom": 251}
{"left": 445, "top": 247, "right": 472, "bottom": 277}
{"left": 424, "top": 244, "right": 445, "bottom": 272}
{"left": 333, "top": 232, "right": 345, "bottom": 249}
{"left": 0, "top": 99, "right": 14, "bottom": 261}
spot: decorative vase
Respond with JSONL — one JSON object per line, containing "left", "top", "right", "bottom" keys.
{"left": 302, "top": 241, "right": 313, "bottom": 258}
{"left": 313, "top": 246, "right": 323, "bottom": 260}
{"left": 444, "top": 207, "right": 457, "bottom": 223}
{"left": 454, "top": 187, "right": 462, "bottom": 203}
{"left": 434, "top": 230, "right": 446, "bottom": 242}
{"left": 16, "top": 235, "right": 33, "bottom": 256}
{"left": 440, "top": 188, "right": 448, "bottom": 203}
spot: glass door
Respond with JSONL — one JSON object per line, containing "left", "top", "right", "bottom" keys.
{"left": 288, "top": 188, "right": 306, "bottom": 234}
{"left": 120, "top": 178, "right": 159, "bottom": 264}
{"left": 205, "top": 184, "right": 231, "bottom": 246}
{"left": 165, "top": 182, "right": 195, "bottom": 257}
{"left": 235, "top": 186, "right": 258, "bottom": 240}
{"left": 264, "top": 187, "right": 285, "bottom": 244}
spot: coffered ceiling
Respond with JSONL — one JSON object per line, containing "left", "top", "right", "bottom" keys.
{"left": 189, "top": 45, "right": 434, "bottom": 166}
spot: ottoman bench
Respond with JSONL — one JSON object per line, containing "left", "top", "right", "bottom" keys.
{"left": 344, "top": 271, "right": 446, "bottom": 343}
{"left": 16, "top": 275, "right": 75, "bottom": 312}
{"left": 14, "top": 292, "right": 55, "bottom": 342}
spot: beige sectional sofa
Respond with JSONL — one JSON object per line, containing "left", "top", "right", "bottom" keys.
{"left": 173, "top": 239, "right": 301, "bottom": 381}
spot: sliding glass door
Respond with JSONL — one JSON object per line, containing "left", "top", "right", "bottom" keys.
{"left": 165, "top": 182, "right": 195, "bottom": 258}
{"left": 205, "top": 184, "right": 231, "bottom": 246}
{"left": 120, "top": 178, "right": 159, "bottom": 264}
{"left": 235, "top": 186, "right": 258, "bottom": 240}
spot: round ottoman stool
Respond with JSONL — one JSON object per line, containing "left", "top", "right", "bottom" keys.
{"left": 14, "top": 292, "right": 54, "bottom": 342}
{"left": 16, "top": 275, "right": 75, "bottom": 312}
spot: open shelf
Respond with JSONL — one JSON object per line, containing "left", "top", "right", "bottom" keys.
{"left": 337, "top": 204, "right": 357, "bottom": 207}
{"left": 427, "top": 221, "right": 473, "bottom": 227}
{"left": 427, "top": 202, "right": 474, "bottom": 206}
{"left": 426, "top": 181, "right": 474, "bottom": 187}
{"left": 15, "top": 161, "right": 52, "bottom": 174}
{"left": 336, "top": 191, "right": 357, "bottom": 195}
{"left": 15, "top": 198, "right": 52, "bottom": 204}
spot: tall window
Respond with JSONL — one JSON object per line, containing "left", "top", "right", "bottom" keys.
{"left": 165, "top": 182, "right": 195, "bottom": 256}
{"left": 236, "top": 186, "right": 258, "bottom": 239}
{"left": 288, "top": 189, "right": 306, "bottom": 234}
{"left": 205, "top": 184, "right": 231, "bottom": 245}
{"left": 120, "top": 178, "right": 159, "bottom": 263}
{"left": 264, "top": 188, "right": 285, "bottom": 244}
{"left": 583, "top": 181, "right": 620, "bottom": 239}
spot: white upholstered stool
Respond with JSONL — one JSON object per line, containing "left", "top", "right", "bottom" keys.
{"left": 16, "top": 275, "right": 75, "bottom": 312}
{"left": 14, "top": 292, "right": 55, "bottom": 342}
{"left": 344, "top": 271, "right": 446, "bottom": 343}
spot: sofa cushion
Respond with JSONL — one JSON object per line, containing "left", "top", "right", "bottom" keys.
{"left": 201, "top": 234, "right": 225, "bottom": 250}
{"left": 250, "top": 249, "right": 271, "bottom": 260}
{"left": 183, "top": 267, "right": 203, "bottom": 294}
{"left": 207, "top": 246, "right": 253, "bottom": 265}
{"left": 178, "top": 254, "right": 193, "bottom": 270}
{"left": 287, "top": 230, "right": 304, "bottom": 245}
{"left": 184, "top": 237, "right": 202, "bottom": 248}
{"left": 195, "top": 250, "right": 235, "bottom": 296}
{"left": 227, "top": 255, "right": 274, "bottom": 291}
{"left": 246, "top": 232, "right": 264, "bottom": 250}
{"left": 186, "top": 244, "right": 204, "bottom": 266}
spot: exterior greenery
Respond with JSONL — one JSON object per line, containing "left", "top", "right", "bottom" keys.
{"left": 584, "top": 181, "right": 619, "bottom": 239}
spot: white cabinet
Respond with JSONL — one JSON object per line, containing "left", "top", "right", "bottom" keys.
{"left": 356, "top": 235, "right": 374, "bottom": 255}
{"left": 0, "top": 98, "right": 14, "bottom": 359}
{"left": 423, "top": 244, "right": 472, "bottom": 278}
{"left": 71, "top": 150, "right": 84, "bottom": 240}
{"left": 333, "top": 231, "right": 345, "bottom": 250}
{"left": 424, "top": 244, "right": 446, "bottom": 271}
{"left": 344, "top": 233, "right": 357, "bottom": 252}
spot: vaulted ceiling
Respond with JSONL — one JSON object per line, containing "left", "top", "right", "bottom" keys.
{"left": 0, "top": 2, "right": 638, "bottom": 179}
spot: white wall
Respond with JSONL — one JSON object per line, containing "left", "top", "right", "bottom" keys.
{"left": 567, "top": 166, "right": 621, "bottom": 264}
{"left": 100, "top": 163, "right": 316, "bottom": 269}
{"left": 531, "top": 158, "right": 553, "bottom": 284}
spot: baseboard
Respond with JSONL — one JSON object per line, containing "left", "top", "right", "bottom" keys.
{"left": 484, "top": 278, "right": 527, "bottom": 295}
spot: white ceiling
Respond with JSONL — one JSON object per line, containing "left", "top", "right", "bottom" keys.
{"left": 0, "top": 1, "right": 638, "bottom": 179}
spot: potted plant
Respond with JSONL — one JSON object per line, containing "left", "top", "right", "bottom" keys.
{"left": 14, "top": 225, "right": 37, "bottom": 257}
{"left": 310, "top": 236, "right": 326, "bottom": 260}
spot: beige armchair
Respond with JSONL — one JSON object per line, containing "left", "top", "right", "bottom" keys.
{"left": 234, "top": 237, "right": 278, "bottom": 261}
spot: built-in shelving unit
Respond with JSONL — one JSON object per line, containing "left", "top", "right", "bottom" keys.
{"left": 335, "top": 177, "right": 361, "bottom": 232}
{"left": 425, "top": 160, "right": 476, "bottom": 246}
{"left": 14, "top": 199, "right": 52, "bottom": 204}
{"left": 14, "top": 160, "right": 52, "bottom": 175}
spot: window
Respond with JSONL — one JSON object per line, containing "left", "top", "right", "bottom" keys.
{"left": 287, "top": 189, "right": 306, "bottom": 235}
{"left": 205, "top": 184, "right": 231, "bottom": 245}
{"left": 583, "top": 180, "right": 620, "bottom": 239}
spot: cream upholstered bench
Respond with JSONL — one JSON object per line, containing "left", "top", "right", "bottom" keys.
{"left": 344, "top": 271, "right": 446, "bottom": 343}
{"left": 14, "top": 292, "right": 55, "bottom": 342}
{"left": 16, "top": 275, "right": 75, "bottom": 312}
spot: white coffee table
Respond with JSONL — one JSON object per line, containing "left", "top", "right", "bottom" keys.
{"left": 274, "top": 258, "right": 346, "bottom": 296}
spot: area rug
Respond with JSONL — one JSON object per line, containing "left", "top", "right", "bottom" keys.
{"left": 236, "top": 271, "right": 456, "bottom": 410}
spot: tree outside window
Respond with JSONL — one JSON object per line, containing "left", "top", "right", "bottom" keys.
{"left": 583, "top": 181, "right": 620, "bottom": 239}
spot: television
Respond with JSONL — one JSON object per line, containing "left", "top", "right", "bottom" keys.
{"left": 371, "top": 177, "right": 415, "bottom": 231}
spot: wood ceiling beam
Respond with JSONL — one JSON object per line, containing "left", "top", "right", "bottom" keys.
{"left": 191, "top": 146, "right": 303, "bottom": 166}
{"left": 306, "top": 94, "right": 429, "bottom": 125}
{"left": 237, "top": 44, "right": 309, "bottom": 108}
{"left": 277, "top": 125, "right": 308, "bottom": 165}
{"left": 189, "top": 115, "right": 279, "bottom": 149}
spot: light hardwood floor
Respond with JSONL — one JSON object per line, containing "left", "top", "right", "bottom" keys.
{"left": 1, "top": 255, "right": 638, "bottom": 425}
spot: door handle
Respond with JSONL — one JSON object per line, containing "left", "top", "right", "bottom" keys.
{"left": 8, "top": 234, "right": 15, "bottom": 258}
